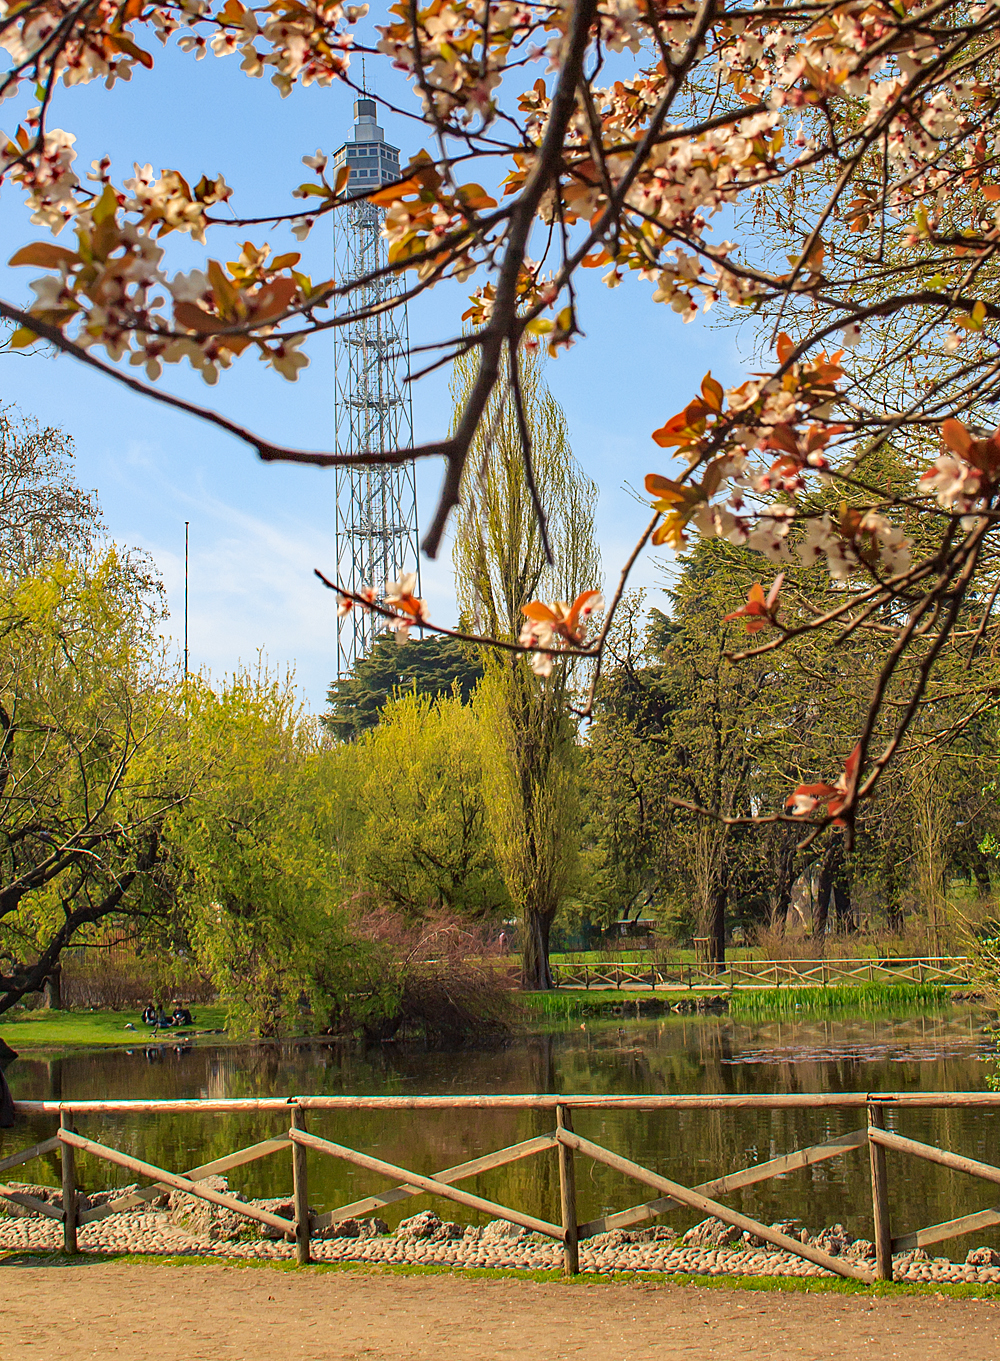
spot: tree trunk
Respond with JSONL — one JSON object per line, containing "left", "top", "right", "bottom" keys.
{"left": 42, "top": 966, "right": 62, "bottom": 1010}
{"left": 521, "top": 909, "right": 554, "bottom": 990}
{"left": 811, "top": 873, "right": 830, "bottom": 947}
{"left": 769, "top": 830, "right": 797, "bottom": 933}
{"left": 832, "top": 883, "right": 855, "bottom": 932}
{"left": 707, "top": 883, "right": 727, "bottom": 972}
{"left": 812, "top": 839, "right": 844, "bottom": 949}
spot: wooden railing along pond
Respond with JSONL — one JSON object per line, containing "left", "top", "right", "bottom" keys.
{"left": 551, "top": 956, "right": 975, "bottom": 991}
{"left": 5, "top": 1093, "right": 1000, "bottom": 1284}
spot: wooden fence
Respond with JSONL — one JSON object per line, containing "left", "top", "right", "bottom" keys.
{"left": 5, "top": 1092, "right": 1000, "bottom": 1283}
{"left": 551, "top": 956, "right": 975, "bottom": 991}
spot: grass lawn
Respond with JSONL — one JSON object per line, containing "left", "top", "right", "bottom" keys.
{"left": 0, "top": 1006, "right": 230, "bottom": 1050}
{"left": 548, "top": 949, "right": 755, "bottom": 966}
{"left": 546, "top": 945, "right": 972, "bottom": 965}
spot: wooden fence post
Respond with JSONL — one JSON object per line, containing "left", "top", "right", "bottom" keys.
{"left": 291, "top": 1106, "right": 311, "bottom": 1265}
{"left": 60, "top": 1111, "right": 77, "bottom": 1254}
{"left": 868, "top": 1103, "right": 893, "bottom": 1281}
{"left": 556, "top": 1105, "right": 579, "bottom": 1276}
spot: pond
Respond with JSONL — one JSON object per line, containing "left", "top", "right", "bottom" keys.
{"left": 3, "top": 1006, "right": 999, "bottom": 1251}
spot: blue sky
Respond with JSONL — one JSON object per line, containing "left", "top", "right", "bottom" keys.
{"left": 0, "top": 19, "right": 747, "bottom": 710}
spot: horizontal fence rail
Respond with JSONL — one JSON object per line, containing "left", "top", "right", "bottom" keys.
{"left": 16, "top": 1093, "right": 1000, "bottom": 1113}
{"left": 550, "top": 956, "right": 975, "bottom": 991}
{"left": 5, "top": 1093, "right": 1000, "bottom": 1282}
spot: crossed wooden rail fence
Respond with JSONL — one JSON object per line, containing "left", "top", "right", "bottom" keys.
{"left": 5, "top": 1093, "right": 1000, "bottom": 1284}
{"left": 551, "top": 956, "right": 975, "bottom": 991}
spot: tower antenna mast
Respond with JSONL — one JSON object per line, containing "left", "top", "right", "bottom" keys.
{"left": 332, "top": 98, "right": 420, "bottom": 679}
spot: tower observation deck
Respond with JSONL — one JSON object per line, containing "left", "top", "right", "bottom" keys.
{"left": 331, "top": 98, "right": 420, "bottom": 679}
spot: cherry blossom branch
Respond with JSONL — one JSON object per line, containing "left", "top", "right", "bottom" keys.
{"left": 313, "top": 571, "right": 596, "bottom": 664}
{"left": 0, "top": 298, "right": 450, "bottom": 470}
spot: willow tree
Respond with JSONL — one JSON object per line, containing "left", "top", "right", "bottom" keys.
{"left": 453, "top": 346, "right": 599, "bottom": 990}
{"left": 347, "top": 688, "right": 509, "bottom": 921}
{"left": 169, "top": 665, "right": 400, "bottom": 1038}
{"left": 0, "top": 549, "right": 177, "bottom": 1016}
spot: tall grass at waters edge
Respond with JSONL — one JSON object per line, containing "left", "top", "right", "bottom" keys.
{"left": 728, "top": 982, "right": 952, "bottom": 1020}
{"left": 521, "top": 982, "right": 958, "bottom": 1022}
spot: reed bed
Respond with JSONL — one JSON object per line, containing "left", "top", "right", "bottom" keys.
{"left": 523, "top": 982, "right": 963, "bottom": 1023}
{"left": 728, "top": 983, "right": 953, "bottom": 1021}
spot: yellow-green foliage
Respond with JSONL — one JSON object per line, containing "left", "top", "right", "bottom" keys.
{"left": 171, "top": 666, "right": 394, "bottom": 1039}
{"left": 0, "top": 550, "right": 176, "bottom": 1012}
{"left": 347, "top": 688, "right": 509, "bottom": 918}
{"left": 449, "top": 344, "right": 600, "bottom": 987}
{"left": 474, "top": 667, "right": 579, "bottom": 930}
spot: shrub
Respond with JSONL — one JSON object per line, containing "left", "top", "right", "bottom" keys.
{"left": 325, "top": 909, "right": 517, "bottom": 1044}
{"left": 60, "top": 955, "right": 216, "bottom": 1011}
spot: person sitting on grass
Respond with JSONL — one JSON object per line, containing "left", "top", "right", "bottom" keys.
{"left": 171, "top": 1004, "right": 194, "bottom": 1027}
{"left": 156, "top": 1006, "right": 172, "bottom": 1028}
{"left": 142, "top": 1003, "right": 157, "bottom": 1026}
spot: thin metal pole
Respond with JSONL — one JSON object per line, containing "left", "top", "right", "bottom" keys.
{"left": 184, "top": 520, "right": 189, "bottom": 675}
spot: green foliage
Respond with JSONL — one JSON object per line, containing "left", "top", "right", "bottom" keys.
{"left": 0, "top": 549, "right": 177, "bottom": 1015}
{"left": 170, "top": 667, "right": 395, "bottom": 1039}
{"left": 585, "top": 519, "right": 1000, "bottom": 957}
{"left": 520, "top": 991, "right": 671, "bottom": 1020}
{"left": 728, "top": 983, "right": 950, "bottom": 1021}
{"left": 523, "top": 983, "right": 952, "bottom": 1022}
{"left": 322, "top": 633, "right": 483, "bottom": 742}
{"left": 452, "top": 348, "right": 599, "bottom": 647}
{"left": 474, "top": 666, "right": 580, "bottom": 960}
{"left": 451, "top": 346, "right": 600, "bottom": 989}
{"left": 162, "top": 675, "right": 517, "bottom": 1039}
{"left": 343, "top": 688, "right": 509, "bottom": 919}
{"left": 583, "top": 543, "right": 766, "bottom": 961}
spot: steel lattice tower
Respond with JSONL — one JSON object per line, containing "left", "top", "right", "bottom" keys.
{"left": 332, "top": 98, "right": 419, "bottom": 679}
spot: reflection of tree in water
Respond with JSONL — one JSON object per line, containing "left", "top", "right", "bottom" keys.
{"left": 2, "top": 1011, "right": 999, "bottom": 1251}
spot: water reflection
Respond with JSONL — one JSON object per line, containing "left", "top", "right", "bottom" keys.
{"left": 2, "top": 1007, "right": 998, "bottom": 1252}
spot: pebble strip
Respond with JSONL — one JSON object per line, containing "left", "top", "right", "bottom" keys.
{"left": 3, "top": 1214, "right": 1000, "bottom": 1285}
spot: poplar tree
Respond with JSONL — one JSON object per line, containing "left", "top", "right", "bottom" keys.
{"left": 452, "top": 346, "right": 599, "bottom": 989}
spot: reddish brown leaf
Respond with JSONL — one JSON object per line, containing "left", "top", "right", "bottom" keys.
{"left": 700, "top": 372, "right": 725, "bottom": 412}
{"left": 253, "top": 277, "right": 297, "bottom": 321}
{"left": 173, "top": 302, "right": 228, "bottom": 334}
{"left": 9, "top": 242, "right": 80, "bottom": 269}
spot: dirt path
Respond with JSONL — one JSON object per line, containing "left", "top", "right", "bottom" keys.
{"left": 2, "top": 1261, "right": 999, "bottom": 1360}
